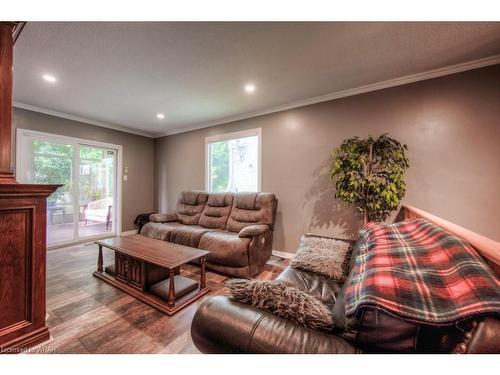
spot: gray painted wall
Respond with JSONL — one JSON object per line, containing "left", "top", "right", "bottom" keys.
{"left": 155, "top": 65, "right": 500, "bottom": 253}
{"left": 13, "top": 108, "right": 156, "bottom": 231}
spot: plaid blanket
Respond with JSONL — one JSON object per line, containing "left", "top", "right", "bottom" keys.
{"left": 344, "top": 219, "right": 500, "bottom": 325}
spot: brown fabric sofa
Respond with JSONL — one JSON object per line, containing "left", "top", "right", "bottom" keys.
{"left": 140, "top": 190, "right": 277, "bottom": 278}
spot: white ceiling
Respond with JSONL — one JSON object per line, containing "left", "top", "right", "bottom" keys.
{"left": 13, "top": 22, "right": 500, "bottom": 137}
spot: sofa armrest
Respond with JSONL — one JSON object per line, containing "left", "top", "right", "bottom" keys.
{"left": 238, "top": 224, "right": 270, "bottom": 238}
{"left": 149, "top": 213, "right": 178, "bottom": 223}
{"left": 191, "top": 295, "right": 359, "bottom": 354}
{"left": 466, "top": 318, "right": 500, "bottom": 353}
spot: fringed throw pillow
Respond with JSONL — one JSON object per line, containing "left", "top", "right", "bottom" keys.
{"left": 290, "top": 235, "right": 352, "bottom": 282}
{"left": 226, "top": 279, "right": 333, "bottom": 330}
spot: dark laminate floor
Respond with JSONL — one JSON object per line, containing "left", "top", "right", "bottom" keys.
{"left": 38, "top": 242, "right": 288, "bottom": 354}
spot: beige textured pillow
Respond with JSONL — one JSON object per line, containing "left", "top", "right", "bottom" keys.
{"left": 226, "top": 279, "right": 333, "bottom": 330}
{"left": 290, "top": 235, "right": 352, "bottom": 282}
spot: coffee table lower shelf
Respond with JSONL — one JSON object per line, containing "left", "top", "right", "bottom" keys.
{"left": 93, "top": 271, "right": 210, "bottom": 316}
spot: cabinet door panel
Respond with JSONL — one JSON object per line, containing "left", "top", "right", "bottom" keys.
{"left": 128, "top": 257, "right": 144, "bottom": 290}
{"left": 0, "top": 208, "right": 32, "bottom": 333}
{"left": 115, "top": 253, "right": 128, "bottom": 282}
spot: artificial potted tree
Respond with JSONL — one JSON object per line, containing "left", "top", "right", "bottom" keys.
{"left": 329, "top": 134, "right": 409, "bottom": 225}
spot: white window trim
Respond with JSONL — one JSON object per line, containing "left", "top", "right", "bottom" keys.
{"left": 16, "top": 128, "right": 123, "bottom": 248}
{"left": 205, "top": 128, "right": 262, "bottom": 192}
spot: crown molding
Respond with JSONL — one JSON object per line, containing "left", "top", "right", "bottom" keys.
{"left": 13, "top": 54, "right": 500, "bottom": 139}
{"left": 13, "top": 102, "right": 155, "bottom": 138}
{"left": 155, "top": 54, "right": 500, "bottom": 137}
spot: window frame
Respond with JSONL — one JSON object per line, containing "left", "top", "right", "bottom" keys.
{"left": 205, "top": 128, "right": 262, "bottom": 193}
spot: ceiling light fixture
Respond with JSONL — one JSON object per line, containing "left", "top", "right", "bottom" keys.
{"left": 244, "top": 84, "right": 256, "bottom": 94}
{"left": 156, "top": 113, "right": 165, "bottom": 120}
{"left": 42, "top": 74, "right": 57, "bottom": 83}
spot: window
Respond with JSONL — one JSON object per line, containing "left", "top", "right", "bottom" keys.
{"left": 206, "top": 128, "right": 261, "bottom": 193}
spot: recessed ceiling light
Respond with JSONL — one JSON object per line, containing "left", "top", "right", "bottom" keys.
{"left": 156, "top": 113, "right": 165, "bottom": 120}
{"left": 244, "top": 84, "right": 256, "bottom": 94}
{"left": 42, "top": 74, "right": 57, "bottom": 83}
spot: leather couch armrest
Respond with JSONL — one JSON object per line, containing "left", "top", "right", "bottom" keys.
{"left": 466, "top": 318, "right": 500, "bottom": 353}
{"left": 191, "top": 295, "right": 359, "bottom": 354}
{"left": 238, "top": 224, "right": 270, "bottom": 238}
{"left": 149, "top": 213, "right": 178, "bottom": 223}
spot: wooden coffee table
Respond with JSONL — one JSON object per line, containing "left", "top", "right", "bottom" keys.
{"left": 93, "top": 234, "right": 210, "bottom": 315}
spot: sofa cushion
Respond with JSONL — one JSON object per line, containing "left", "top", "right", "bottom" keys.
{"left": 226, "top": 192, "right": 277, "bottom": 233}
{"left": 180, "top": 190, "right": 204, "bottom": 205}
{"left": 199, "top": 230, "right": 251, "bottom": 267}
{"left": 149, "top": 213, "right": 178, "bottom": 223}
{"left": 234, "top": 192, "right": 258, "bottom": 209}
{"left": 176, "top": 190, "right": 209, "bottom": 225}
{"left": 198, "top": 193, "right": 234, "bottom": 229}
{"left": 169, "top": 225, "right": 212, "bottom": 248}
{"left": 140, "top": 221, "right": 183, "bottom": 241}
{"left": 290, "top": 235, "right": 352, "bottom": 282}
{"left": 276, "top": 266, "right": 342, "bottom": 308}
{"left": 207, "top": 192, "right": 232, "bottom": 207}
{"left": 226, "top": 279, "right": 334, "bottom": 331}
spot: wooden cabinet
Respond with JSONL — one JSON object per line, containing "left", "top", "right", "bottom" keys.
{"left": 0, "top": 184, "right": 59, "bottom": 352}
{"left": 0, "top": 22, "right": 60, "bottom": 352}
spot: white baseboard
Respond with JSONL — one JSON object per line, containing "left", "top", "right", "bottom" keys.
{"left": 121, "top": 229, "right": 138, "bottom": 236}
{"left": 272, "top": 250, "right": 295, "bottom": 259}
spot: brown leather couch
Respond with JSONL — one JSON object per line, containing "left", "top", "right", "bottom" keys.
{"left": 191, "top": 238, "right": 500, "bottom": 353}
{"left": 140, "top": 190, "right": 277, "bottom": 278}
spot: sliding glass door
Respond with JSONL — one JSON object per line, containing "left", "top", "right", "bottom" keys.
{"left": 17, "top": 130, "right": 119, "bottom": 247}
{"left": 78, "top": 145, "right": 116, "bottom": 241}
{"left": 31, "top": 139, "right": 75, "bottom": 244}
